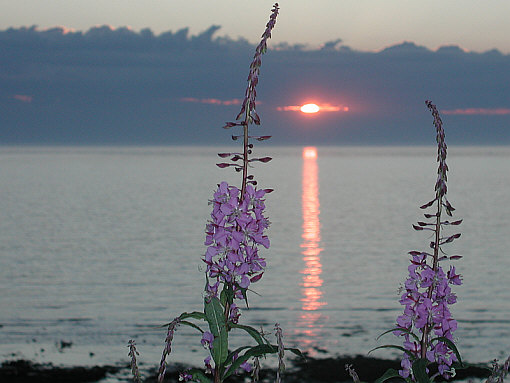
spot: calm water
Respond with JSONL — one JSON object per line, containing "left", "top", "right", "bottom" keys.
{"left": 0, "top": 145, "right": 509, "bottom": 371}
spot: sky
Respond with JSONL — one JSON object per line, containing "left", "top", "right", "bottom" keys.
{"left": 1, "top": 0, "right": 510, "bottom": 145}
{"left": 3, "top": 0, "right": 510, "bottom": 53}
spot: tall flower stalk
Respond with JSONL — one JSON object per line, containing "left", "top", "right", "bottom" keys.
{"left": 205, "top": 0, "right": 278, "bottom": 332}
{"left": 127, "top": 340, "right": 141, "bottom": 383}
{"left": 375, "top": 101, "right": 463, "bottom": 383}
{"left": 128, "top": 5, "right": 302, "bottom": 383}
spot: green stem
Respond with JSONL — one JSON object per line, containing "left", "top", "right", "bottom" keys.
{"left": 241, "top": 122, "right": 249, "bottom": 199}
{"left": 420, "top": 192, "right": 442, "bottom": 359}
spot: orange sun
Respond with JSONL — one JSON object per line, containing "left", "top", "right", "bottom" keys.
{"left": 300, "top": 103, "right": 320, "bottom": 114}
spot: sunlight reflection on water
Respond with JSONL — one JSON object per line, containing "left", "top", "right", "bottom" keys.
{"left": 296, "top": 146, "right": 328, "bottom": 355}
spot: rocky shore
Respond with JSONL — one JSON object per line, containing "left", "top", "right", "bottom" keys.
{"left": 1, "top": 355, "right": 492, "bottom": 383}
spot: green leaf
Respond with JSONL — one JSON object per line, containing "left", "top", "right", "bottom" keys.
{"left": 285, "top": 346, "right": 306, "bottom": 359}
{"left": 220, "top": 284, "right": 234, "bottom": 309}
{"left": 222, "top": 344, "right": 304, "bottom": 380}
{"left": 220, "top": 288, "right": 227, "bottom": 309}
{"left": 161, "top": 311, "right": 206, "bottom": 327}
{"left": 240, "top": 287, "right": 250, "bottom": 308}
{"left": 188, "top": 368, "right": 213, "bottom": 383}
{"left": 368, "top": 345, "right": 417, "bottom": 361}
{"left": 225, "top": 346, "right": 254, "bottom": 365}
{"left": 412, "top": 358, "right": 430, "bottom": 383}
{"left": 211, "top": 325, "right": 229, "bottom": 365}
{"left": 180, "top": 311, "right": 206, "bottom": 321}
{"left": 180, "top": 320, "right": 204, "bottom": 333}
{"left": 223, "top": 344, "right": 277, "bottom": 380}
{"left": 375, "top": 368, "right": 406, "bottom": 383}
{"left": 430, "top": 337, "right": 463, "bottom": 367}
{"left": 205, "top": 297, "right": 225, "bottom": 337}
{"left": 229, "top": 323, "right": 266, "bottom": 345}
{"left": 377, "top": 327, "right": 421, "bottom": 343}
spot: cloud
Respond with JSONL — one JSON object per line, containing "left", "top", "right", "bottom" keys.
{"left": 12, "top": 94, "right": 33, "bottom": 103}
{"left": 443, "top": 108, "right": 510, "bottom": 115}
{"left": 1, "top": 25, "right": 509, "bottom": 144}
{"left": 181, "top": 97, "right": 242, "bottom": 106}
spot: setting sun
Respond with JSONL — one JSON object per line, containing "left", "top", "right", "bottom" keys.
{"left": 303, "top": 147, "right": 318, "bottom": 159}
{"left": 300, "top": 103, "right": 320, "bottom": 114}
{"left": 277, "top": 103, "right": 348, "bottom": 113}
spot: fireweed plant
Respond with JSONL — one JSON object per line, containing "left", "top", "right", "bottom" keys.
{"left": 129, "top": 4, "right": 302, "bottom": 383}
{"left": 374, "top": 101, "right": 464, "bottom": 383}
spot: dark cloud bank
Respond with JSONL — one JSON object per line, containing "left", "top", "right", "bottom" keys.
{"left": 1, "top": 25, "right": 509, "bottom": 145}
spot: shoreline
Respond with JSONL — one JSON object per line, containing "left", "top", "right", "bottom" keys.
{"left": 1, "top": 355, "right": 491, "bottom": 383}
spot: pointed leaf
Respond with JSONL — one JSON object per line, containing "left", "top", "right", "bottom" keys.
{"left": 250, "top": 157, "right": 272, "bottom": 163}
{"left": 188, "top": 368, "right": 213, "bottom": 383}
{"left": 229, "top": 323, "right": 266, "bottom": 345}
{"left": 225, "top": 346, "right": 253, "bottom": 366}
{"left": 375, "top": 368, "right": 405, "bottom": 383}
{"left": 223, "top": 122, "right": 239, "bottom": 129}
{"left": 212, "top": 325, "right": 228, "bottom": 365}
{"left": 430, "top": 336, "right": 463, "bottom": 367}
{"left": 369, "top": 345, "right": 417, "bottom": 361}
{"left": 420, "top": 199, "right": 436, "bottom": 209}
{"left": 442, "top": 219, "right": 463, "bottom": 226}
{"left": 412, "top": 358, "right": 430, "bottom": 383}
{"left": 205, "top": 297, "right": 226, "bottom": 337}
{"left": 285, "top": 346, "right": 306, "bottom": 359}
{"left": 377, "top": 327, "right": 420, "bottom": 343}
{"left": 180, "top": 320, "right": 204, "bottom": 333}
{"left": 223, "top": 344, "right": 277, "bottom": 379}
{"left": 180, "top": 311, "right": 206, "bottom": 321}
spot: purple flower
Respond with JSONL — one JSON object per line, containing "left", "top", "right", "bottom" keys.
{"left": 178, "top": 371, "right": 193, "bottom": 382}
{"left": 229, "top": 303, "right": 241, "bottom": 324}
{"left": 399, "top": 355, "right": 412, "bottom": 378}
{"left": 201, "top": 331, "right": 214, "bottom": 349}
{"left": 275, "top": 323, "right": 285, "bottom": 383}
{"left": 203, "top": 181, "right": 270, "bottom": 307}
{"left": 127, "top": 340, "right": 141, "bottom": 383}
{"left": 393, "top": 101, "right": 463, "bottom": 381}
{"left": 158, "top": 317, "right": 181, "bottom": 383}
{"left": 204, "top": 355, "right": 213, "bottom": 374}
{"left": 448, "top": 266, "right": 462, "bottom": 285}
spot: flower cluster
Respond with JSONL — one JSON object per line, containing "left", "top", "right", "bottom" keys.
{"left": 157, "top": 317, "right": 181, "bottom": 383}
{"left": 396, "top": 255, "right": 462, "bottom": 377}
{"left": 204, "top": 181, "right": 270, "bottom": 302}
{"left": 127, "top": 5, "right": 284, "bottom": 383}
{"left": 394, "top": 101, "right": 463, "bottom": 380}
{"left": 235, "top": 2, "right": 279, "bottom": 126}
{"left": 275, "top": 323, "right": 285, "bottom": 383}
{"left": 127, "top": 340, "right": 141, "bottom": 383}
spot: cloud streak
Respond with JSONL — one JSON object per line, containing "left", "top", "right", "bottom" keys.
{"left": 12, "top": 95, "right": 33, "bottom": 103}
{"left": 180, "top": 97, "right": 242, "bottom": 106}
{"left": 443, "top": 108, "right": 510, "bottom": 115}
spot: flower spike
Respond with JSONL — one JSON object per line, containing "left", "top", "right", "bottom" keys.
{"left": 392, "top": 101, "right": 463, "bottom": 381}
